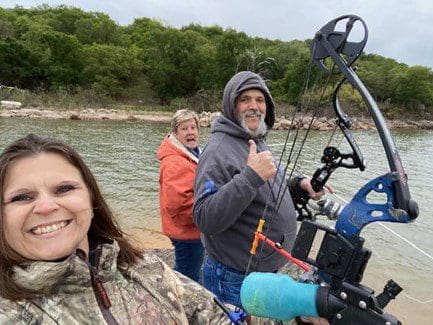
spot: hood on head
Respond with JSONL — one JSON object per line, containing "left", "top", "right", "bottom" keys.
{"left": 222, "top": 71, "right": 275, "bottom": 129}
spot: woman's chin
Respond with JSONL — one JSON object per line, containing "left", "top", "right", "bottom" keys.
{"left": 185, "top": 142, "right": 197, "bottom": 149}
{"left": 25, "top": 244, "right": 78, "bottom": 262}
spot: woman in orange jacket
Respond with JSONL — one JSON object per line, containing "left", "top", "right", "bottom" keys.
{"left": 157, "top": 109, "right": 204, "bottom": 282}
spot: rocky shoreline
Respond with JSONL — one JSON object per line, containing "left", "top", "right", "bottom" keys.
{"left": 2, "top": 106, "right": 433, "bottom": 130}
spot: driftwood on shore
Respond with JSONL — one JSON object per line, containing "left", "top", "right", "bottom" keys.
{"left": 1, "top": 106, "right": 433, "bottom": 130}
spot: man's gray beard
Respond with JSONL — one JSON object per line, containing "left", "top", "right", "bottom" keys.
{"left": 238, "top": 112, "right": 268, "bottom": 138}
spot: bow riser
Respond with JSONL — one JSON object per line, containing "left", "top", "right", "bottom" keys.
{"left": 335, "top": 173, "right": 411, "bottom": 238}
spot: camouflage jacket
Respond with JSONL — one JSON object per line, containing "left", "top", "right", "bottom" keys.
{"left": 0, "top": 241, "right": 230, "bottom": 324}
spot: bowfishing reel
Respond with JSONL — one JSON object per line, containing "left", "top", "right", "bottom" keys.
{"left": 292, "top": 220, "right": 403, "bottom": 325}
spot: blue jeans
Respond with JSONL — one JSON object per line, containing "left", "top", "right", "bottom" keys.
{"left": 170, "top": 239, "right": 204, "bottom": 283}
{"left": 202, "top": 256, "right": 246, "bottom": 307}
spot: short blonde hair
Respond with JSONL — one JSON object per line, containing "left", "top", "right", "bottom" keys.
{"left": 171, "top": 109, "right": 199, "bottom": 133}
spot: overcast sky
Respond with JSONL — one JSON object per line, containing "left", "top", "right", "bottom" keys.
{"left": 2, "top": 0, "right": 432, "bottom": 68}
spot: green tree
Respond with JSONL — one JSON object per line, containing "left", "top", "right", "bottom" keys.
{"left": 20, "top": 25, "right": 84, "bottom": 88}
{"left": 0, "top": 8, "right": 17, "bottom": 40}
{"left": 74, "top": 13, "right": 122, "bottom": 45}
{"left": 181, "top": 23, "right": 224, "bottom": 40}
{"left": 215, "top": 29, "right": 251, "bottom": 87}
{"left": 236, "top": 47, "right": 277, "bottom": 80}
{"left": 259, "top": 39, "right": 309, "bottom": 80}
{"left": 357, "top": 54, "right": 401, "bottom": 102}
{"left": 141, "top": 28, "right": 215, "bottom": 101}
{"left": 279, "top": 50, "right": 312, "bottom": 103}
{"left": 0, "top": 39, "right": 44, "bottom": 88}
{"left": 44, "top": 5, "right": 92, "bottom": 35}
{"left": 125, "top": 17, "right": 166, "bottom": 47}
{"left": 2, "top": 3, "right": 433, "bottom": 113}
{"left": 82, "top": 44, "right": 143, "bottom": 97}
{"left": 390, "top": 65, "right": 433, "bottom": 107}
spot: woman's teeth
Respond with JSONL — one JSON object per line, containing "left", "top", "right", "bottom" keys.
{"left": 32, "top": 221, "right": 68, "bottom": 235}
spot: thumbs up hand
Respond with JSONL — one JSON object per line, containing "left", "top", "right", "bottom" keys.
{"left": 247, "top": 140, "right": 277, "bottom": 181}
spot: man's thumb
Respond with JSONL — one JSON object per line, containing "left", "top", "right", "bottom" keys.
{"left": 248, "top": 140, "right": 257, "bottom": 156}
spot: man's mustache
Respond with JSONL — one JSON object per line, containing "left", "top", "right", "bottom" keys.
{"left": 244, "top": 109, "right": 262, "bottom": 117}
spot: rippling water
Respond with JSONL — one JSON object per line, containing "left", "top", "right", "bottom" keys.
{"left": 1, "top": 117, "right": 432, "bottom": 320}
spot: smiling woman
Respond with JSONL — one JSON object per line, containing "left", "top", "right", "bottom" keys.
{"left": 0, "top": 134, "right": 229, "bottom": 324}
{"left": 2, "top": 152, "right": 93, "bottom": 261}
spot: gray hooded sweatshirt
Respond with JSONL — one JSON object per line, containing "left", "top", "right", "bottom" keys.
{"left": 193, "top": 71, "right": 297, "bottom": 272}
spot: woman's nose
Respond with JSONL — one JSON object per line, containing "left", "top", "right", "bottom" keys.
{"left": 32, "top": 196, "right": 60, "bottom": 215}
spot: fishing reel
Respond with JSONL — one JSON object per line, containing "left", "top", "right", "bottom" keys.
{"left": 292, "top": 220, "right": 403, "bottom": 324}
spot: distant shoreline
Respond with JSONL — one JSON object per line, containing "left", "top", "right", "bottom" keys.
{"left": 2, "top": 106, "right": 433, "bottom": 130}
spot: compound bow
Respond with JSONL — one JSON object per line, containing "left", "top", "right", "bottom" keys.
{"left": 234, "top": 14, "right": 420, "bottom": 325}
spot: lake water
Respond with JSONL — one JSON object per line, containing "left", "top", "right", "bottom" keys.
{"left": 1, "top": 117, "right": 432, "bottom": 322}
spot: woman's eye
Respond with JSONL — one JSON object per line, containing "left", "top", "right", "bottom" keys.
{"left": 10, "top": 194, "right": 32, "bottom": 202}
{"left": 56, "top": 185, "right": 75, "bottom": 194}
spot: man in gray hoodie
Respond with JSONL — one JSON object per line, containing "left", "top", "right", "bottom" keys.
{"left": 193, "top": 71, "right": 325, "bottom": 306}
